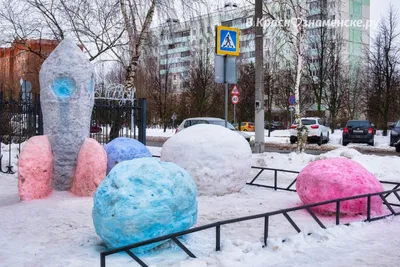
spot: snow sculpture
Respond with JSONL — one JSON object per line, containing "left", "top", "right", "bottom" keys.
{"left": 104, "top": 137, "right": 152, "bottom": 174}
{"left": 161, "top": 124, "right": 252, "bottom": 196}
{"left": 18, "top": 37, "right": 107, "bottom": 200}
{"left": 70, "top": 138, "right": 107, "bottom": 197}
{"left": 92, "top": 158, "right": 198, "bottom": 252}
{"left": 296, "top": 158, "right": 384, "bottom": 215}
{"left": 18, "top": 136, "right": 53, "bottom": 200}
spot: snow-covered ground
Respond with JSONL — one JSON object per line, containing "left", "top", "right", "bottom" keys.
{"left": 1, "top": 145, "right": 400, "bottom": 267}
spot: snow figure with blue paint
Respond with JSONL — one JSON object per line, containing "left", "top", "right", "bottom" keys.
{"left": 17, "top": 37, "right": 107, "bottom": 200}
{"left": 92, "top": 157, "right": 198, "bottom": 253}
{"left": 104, "top": 137, "right": 152, "bottom": 174}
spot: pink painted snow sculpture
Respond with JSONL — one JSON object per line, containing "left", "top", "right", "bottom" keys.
{"left": 296, "top": 158, "right": 383, "bottom": 215}
{"left": 18, "top": 136, "right": 53, "bottom": 201}
{"left": 70, "top": 138, "right": 107, "bottom": 197}
{"left": 17, "top": 38, "right": 107, "bottom": 200}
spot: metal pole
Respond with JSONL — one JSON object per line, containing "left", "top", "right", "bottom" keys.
{"left": 290, "top": 109, "right": 293, "bottom": 126}
{"left": 254, "top": 0, "right": 264, "bottom": 153}
{"left": 224, "top": 56, "right": 228, "bottom": 128}
{"left": 234, "top": 104, "right": 236, "bottom": 124}
{"left": 131, "top": 110, "right": 134, "bottom": 138}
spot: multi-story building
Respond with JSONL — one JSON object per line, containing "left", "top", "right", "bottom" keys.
{"left": 145, "top": 0, "right": 370, "bottom": 115}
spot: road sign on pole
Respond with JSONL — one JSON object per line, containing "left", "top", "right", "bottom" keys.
{"left": 216, "top": 26, "right": 240, "bottom": 56}
{"left": 231, "top": 85, "right": 240, "bottom": 95}
{"left": 215, "top": 25, "right": 240, "bottom": 129}
{"left": 232, "top": 95, "right": 239, "bottom": 105}
{"left": 289, "top": 94, "right": 296, "bottom": 106}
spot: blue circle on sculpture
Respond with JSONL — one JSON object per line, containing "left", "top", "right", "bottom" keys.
{"left": 51, "top": 77, "right": 76, "bottom": 98}
{"left": 88, "top": 78, "right": 94, "bottom": 93}
{"left": 104, "top": 137, "right": 152, "bottom": 174}
{"left": 92, "top": 157, "right": 198, "bottom": 253}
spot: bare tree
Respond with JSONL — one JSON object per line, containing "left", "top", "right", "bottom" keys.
{"left": 324, "top": 32, "right": 346, "bottom": 133}
{"left": 0, "top": 0, "right": 124, "bottom": 61}
{"left": 261, "top": 0, "right": 308, "bottom": 152}
{"left": 237, "top": 63, "right": 256, "bottom": 124}
{"left": 365, "top": 6, "right": 400, "bottom": 135}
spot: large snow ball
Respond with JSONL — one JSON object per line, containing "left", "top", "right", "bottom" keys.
{"left": 104, "top": 137, "right": 152, "bottom": 174}
{"left": 161, "top": 124, "right": 252, "bottom": 196}
{"left": 296, "top": 158, "right": 384, "bottom": 215}
{"left": 92, "top": 157, "right": 198, "bottom": 253}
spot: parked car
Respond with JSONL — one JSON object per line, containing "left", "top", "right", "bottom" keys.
{"left": 390, "top": 120, "right": 400, "bottom": 150}
{"left": 289, "top": 117, "right": 330, "bottom": 146}
{"left": 176, "top": 117, "right": 251, "bottom": 142}
{"left": 90, "top": 125, "right": 102, "bottom": 133}
{"left": 264, "top": 121, "right": 283, "bottom": 131}
{"left": 235, "top": 122, "right": 255, "bottom": 132}
{"left": 342, "top": 120, "right": 374, "bottom": 146}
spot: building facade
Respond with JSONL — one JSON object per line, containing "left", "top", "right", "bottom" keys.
{"left": 0, "top": 39, "right": 58, "bottom": 95}
{"left": 144, "top": 0, "right": 370, "bottom": 117}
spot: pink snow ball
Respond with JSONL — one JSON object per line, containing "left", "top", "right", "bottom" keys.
{"left": 296, "top": 158, "right": 384, "bottom": 215}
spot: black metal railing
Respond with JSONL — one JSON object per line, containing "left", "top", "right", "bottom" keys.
{"left": 0, "top": 90, "right": 42, "bottom": 174}
{"left": 248, "top": 167, "right": 299, "bottom": 192}
{"left": 0, "top": 89, "right": 147, "bottom": 174}
{"left": 99, "top": 187, "right": 400, "bottom": 267}
{"left": 247, "top": 167, "right": 400, "bottom": 199}
{"left": 90, "top": 98, "right": 147, "bottom": 146}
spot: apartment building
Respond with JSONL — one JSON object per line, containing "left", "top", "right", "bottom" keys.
{"left": 145, "top": 0, "right": 370, "bottom": 112}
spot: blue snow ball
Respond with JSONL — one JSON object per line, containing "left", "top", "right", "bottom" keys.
{"left": 92, "top": 157, "right": 198, "bottom": 253}
{"left": 104, "top": 137, "right": 152, "bottom": 174}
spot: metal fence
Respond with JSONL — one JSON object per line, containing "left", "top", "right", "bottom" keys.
{"left": 100, "top": 178, "right": 400, "bottom": 267}
{"left": 0, "top": 89, "right": 147, "bottom": 174}
{"left": 247, "top": 166, "right": 400, "bottom": 201}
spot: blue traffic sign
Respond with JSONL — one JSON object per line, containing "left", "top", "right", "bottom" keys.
{"left": 216, "top": 26, "right": 240, "bottom": 56}
{"left": 289, "top": 95, "right": 296, "bottom": 105}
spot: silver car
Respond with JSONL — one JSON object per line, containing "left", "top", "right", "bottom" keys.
{"left": 176, "top": 117, "right": 251, "bottom": 142}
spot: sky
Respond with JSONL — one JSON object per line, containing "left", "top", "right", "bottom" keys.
{"left": 371, "top": 0, "right": 400, "bottom": 22}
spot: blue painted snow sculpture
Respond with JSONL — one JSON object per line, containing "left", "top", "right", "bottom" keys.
{"left": 104, "top": 137, "right": 152, "bottom": 174}
{"left": 92, "top": 157, "right": 198, "bottom": 253}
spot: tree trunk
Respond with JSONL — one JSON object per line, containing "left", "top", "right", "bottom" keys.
{"left": 295, "top": 49, "right": 305, "bottom": 153}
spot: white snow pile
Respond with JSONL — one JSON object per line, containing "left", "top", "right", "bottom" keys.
{"left": 161, "top": 124, "right": 252, "bottom": 196}
{"left": 1, "top": 145, "right": 400, "bottom": 266}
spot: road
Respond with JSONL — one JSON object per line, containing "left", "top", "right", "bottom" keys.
{"left": 146, "top": 140, "right": 400, "bottom": 156}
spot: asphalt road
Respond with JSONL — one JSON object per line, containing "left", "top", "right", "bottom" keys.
{"left": 146, "top": 140, "right": 400, "bottom": 156}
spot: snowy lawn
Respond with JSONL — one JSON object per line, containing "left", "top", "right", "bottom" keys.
{"left": 1, "top": 146, "right": 400, "bottom": 266}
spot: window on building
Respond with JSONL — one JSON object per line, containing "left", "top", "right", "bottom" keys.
{"left": 242, "top": 27, "right": 254, "bottom": 35}
{"left": 250, "top": 51, "right": 255, "bottom": 58}
{"left": 286, "top": 9, "right": 291, "bottom": 19}
{"left": 222, "top": 20, "right": 233, "bottom": 27}
{"left": 168, "top": 44, "right": 176, "bottom": 49}
{"left": 181, "top": 51, "right": 190, "bottom": 57}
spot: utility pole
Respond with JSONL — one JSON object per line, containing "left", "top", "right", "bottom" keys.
{"left": 254, "top": 0, "right": 264, "bottom": 153}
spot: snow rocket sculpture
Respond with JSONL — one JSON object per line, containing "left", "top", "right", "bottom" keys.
{"left": 161, "top": 124, "right": 252, "bottom": 196}
{"left": 92, "top": 158, "right": 198, "bottom": 252}
{"left": 296, "top": 158, "right": 383, "bottom": 215}
{"left": 18, "top": 37, "right": 107, "bottom": 200}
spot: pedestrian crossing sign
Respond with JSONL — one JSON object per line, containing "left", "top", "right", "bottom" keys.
{"left": 216, "top": 25, "right": 240, "bottom": 56}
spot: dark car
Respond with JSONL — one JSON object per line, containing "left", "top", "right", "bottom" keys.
{"left": 390, "top": 120, "right": 400, "bottom": 151}
{"left": 264, "top": 121, "right": 283, "bottom": 131}
{"left": 90, "top": 125, "right": 102, "bottom": 133}
{"left": 342, "top": 120, "right": 374, "bottom": 146}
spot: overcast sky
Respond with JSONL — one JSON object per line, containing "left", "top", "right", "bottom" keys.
{"left": 371, "top": 0, "right": 400, "bottom": 25}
